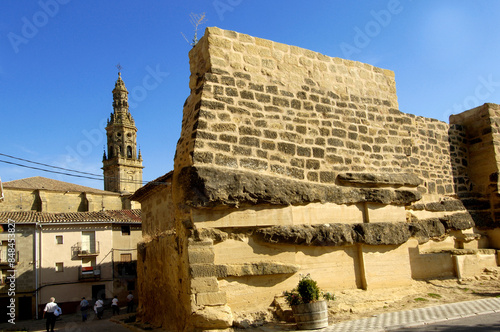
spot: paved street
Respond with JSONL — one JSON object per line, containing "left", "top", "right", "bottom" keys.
{"left": 3, "top": 298, "right": 500, "bottom": 331}
{"left": 0, "top": 308, "right": 134, "bottom": 332}
{"left": 391, "top": 312, "right": 500, "bottom": 331}
{"left": 323, "top": 297, "right": 500, "bottom": 332}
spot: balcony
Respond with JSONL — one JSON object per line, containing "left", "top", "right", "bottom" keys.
{"left": 72, "top": 242, "right": 100, "bottom": 257}
{"left": 79, "top": 266, "right": 101, "bottom": 281}
{"left": 0, "top": 250, "right": 15, "bottom": 266}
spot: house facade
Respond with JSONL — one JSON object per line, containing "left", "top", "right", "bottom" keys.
{"left": 0, "top": 209, "right": 141, "bottom": 320}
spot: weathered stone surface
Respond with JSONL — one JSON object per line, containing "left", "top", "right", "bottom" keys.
{"left": 440, "top": 213, "right": 475, "bottom": 230}
{"left": 337, "top": 172, "right": 423, "bottom": 187}
{"left": 190, "top": 263, "right": 217, "bottom": 278}
{"left": 188, "top": 248, "right": 215, "bottom": 264}
{"left": 255, "top": 223, "right": 412, "bottom": 246}
{"left": 194, "top": 228, "right": 229, "bottom": 243}
{"left": 216, "top": 262, "right": 299, "bottom": 277}
{"left": 424, "top": 199, "right": 466, "bottom": 212}
{"left": 178, "top": 166, "right": 421, "bottom": 207}
{"left": 191, "top": 277, "right": 219, "bottom": 293}
{"left": 196, "top": 291, "right": 227, "bottom": 306}
{"left": 256, "top": 224, "right": 356, "bottom": 246}
{"left": 253, "top": 218, "right": 474, "bottom": 247}
{"left": 448, "top": 248, "right": 497, "bottom": 255}
{"left": 191, "top": 305, "right": 233, "bottom": 329}
{"left": 354, "top": 222, "right": 411, "bottom": 245}
{"left": 408, "top": 219, "right": 446, "bottom": 244}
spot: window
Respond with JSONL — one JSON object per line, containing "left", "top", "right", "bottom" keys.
{"left": 0, "top": 241, "right": 7, "bottom": 263}
{"left": 127, "top": 146, "right": 132, "bottom": 158}
{"left": 121, "top": 253, "right": 132, "bottom": 262}
{"left": 127, "top": 281, "right": 135, "bottom": 291}
{"left": 55, "top": 262, "right": 64, "bottom": 272}
{"left": 121, "top": 226, "right": 130, "bottom": 236}
{"left": 81, "top": 231, "right": 96, "bottom": 254}
{"left": 55, "top": 235, "right": 63, "bottom": 244}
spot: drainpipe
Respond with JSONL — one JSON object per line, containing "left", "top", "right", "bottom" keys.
{"left": 35, "top": 223, "right": 43, "bottom": 319}
{"left": 34, "top": 223, "right": 39, "bottom": 319}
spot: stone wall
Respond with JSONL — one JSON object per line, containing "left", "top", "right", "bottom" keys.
{"left": 135, "top": 27, "right": 500, "bottom": 330}
{"left": 133, "top": 175, "right": 193, "bottom": 330}
{"left": 175, "top": 27, "right": 457, "bottom": 203}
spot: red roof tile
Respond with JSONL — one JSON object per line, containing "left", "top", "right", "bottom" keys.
{"left": 0, "top": 209, "right": 141, "bottom": 224}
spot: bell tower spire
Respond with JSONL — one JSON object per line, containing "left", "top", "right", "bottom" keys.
{"left": 102, "top": 67, "right": 144, "bottom": 194}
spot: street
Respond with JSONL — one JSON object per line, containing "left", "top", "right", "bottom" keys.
{"left": 392, "top": 312, "right": 500, "bottom": 332}
{"left": 0, "top": 308, "right": 134, "bottom": 332}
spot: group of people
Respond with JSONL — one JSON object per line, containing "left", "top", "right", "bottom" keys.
{"left": 43, "top": 292, "right": 134, "bottom": 331}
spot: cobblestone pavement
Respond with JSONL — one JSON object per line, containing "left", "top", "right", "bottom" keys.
{"left": 236, "top": 297, "right": 500, "bottom": 332}
{"left": 322, "top": 297, "right": 500, "bottom": 332}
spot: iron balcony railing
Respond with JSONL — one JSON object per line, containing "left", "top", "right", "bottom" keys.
{"left": 72, "top": 241, "right": 100, "bottom": 257}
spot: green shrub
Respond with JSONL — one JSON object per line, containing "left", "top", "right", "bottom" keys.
{"left": 283, "top": 274, "right": 334, "bottom": 306}
{"left": 298, "top": 275, "right": 320, "bottom": 303}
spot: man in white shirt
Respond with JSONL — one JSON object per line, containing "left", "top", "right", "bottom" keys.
{"left": 43, "top": 297, "right": 58, "bottom": 332}
{"left": 111, "top": 295, "right": 119, "bottom": 315}
{"left": 94, "top": 298, "right": 104, "bottom": 319}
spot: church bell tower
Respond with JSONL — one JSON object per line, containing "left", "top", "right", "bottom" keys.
{"left": 102, "top": 71, "right": 144, "bottom": 194}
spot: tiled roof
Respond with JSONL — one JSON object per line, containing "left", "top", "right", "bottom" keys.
{"left": 130, "top": 171, "right": 172, "bottom": 201}
{"left": 0, "top": 209, "right": 141, "bottom": 224}
{"left": 3, "top": 176, "right": 118, "bottom": 195}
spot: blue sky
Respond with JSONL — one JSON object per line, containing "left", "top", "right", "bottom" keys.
{"left": 1, "top": 0, "right": 500, "bottom": 189}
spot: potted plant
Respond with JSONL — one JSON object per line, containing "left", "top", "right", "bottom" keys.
{"left": 283, "top": 274, "right": 334, "bottom": 330}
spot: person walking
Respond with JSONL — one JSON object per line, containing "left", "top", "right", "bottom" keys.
{"left": 43, "top": 297, "right": 59, "bottom": 332}
{"left": 126, "top": 291, "right": 134, "bottom": 313}
{"left": 111, "top": 295, "right": 119, "bottom": 315}
{"left": 94, "top": 297, "right": 104, "bottom": 319}
{"left": 80, "top": 297, "right": 89, "bottom": 322}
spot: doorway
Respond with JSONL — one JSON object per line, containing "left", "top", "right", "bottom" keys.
{"left": 92, "top": 284, "right": 106, "bottom": 302}
{"left": 18, "top": 296, "right": 32, "bottom": 320}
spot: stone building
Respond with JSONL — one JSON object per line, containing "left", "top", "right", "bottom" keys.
{"left": 132, "top": 27, "right": 500, "bottom": 330}
{"left": 0, "top": 176, "right": 136, "bottom": 213}
{"left": 0, "top": 72, "right": 143, "bottom": 321}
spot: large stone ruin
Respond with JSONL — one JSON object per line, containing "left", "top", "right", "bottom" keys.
{"left": 131, "top": 27, "right": 500, "bottom": 331}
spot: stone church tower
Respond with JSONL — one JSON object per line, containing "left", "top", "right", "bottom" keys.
{"left": 102, "top": 72, "right": 143, "bottom": 194}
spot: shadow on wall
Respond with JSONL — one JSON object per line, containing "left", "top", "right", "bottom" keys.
{"left": 243, "top": 235, "right": 364, "bottom": 289}
{"left": 448, "top": 122, "right": 496, "bottom": 229}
